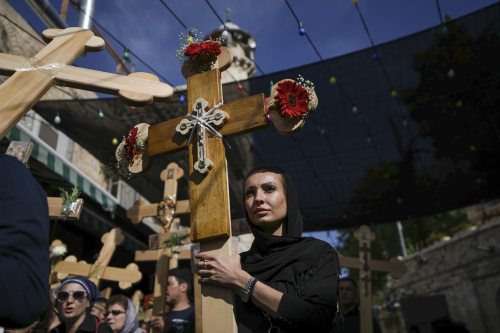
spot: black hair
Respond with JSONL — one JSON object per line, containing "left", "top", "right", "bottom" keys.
{"left": 243, "top": 165, "right": 288, "bottom": 197}
{"left": 339, "top": 277, "right": 358, "bottom": 289}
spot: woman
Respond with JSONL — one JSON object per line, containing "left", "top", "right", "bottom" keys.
{"left": 105, "top": 295, "right": 141, "bottom": 333}
{"left": 195, "top": 165, "right": 341, "bottom": 332}
{"left": 51, "top": 277, "right": 112, "bottom": 333}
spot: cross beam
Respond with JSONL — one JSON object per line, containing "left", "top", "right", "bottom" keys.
{"left": 0, "top": 27, "right": 173, "bottom": 140}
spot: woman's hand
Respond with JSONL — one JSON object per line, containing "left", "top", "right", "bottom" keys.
{"left": 195, "top": 252, "right": 251, "bottom": 290}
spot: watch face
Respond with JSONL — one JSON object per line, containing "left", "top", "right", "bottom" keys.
{"left": 239, "top": 290, "right": 249, "bottom": 303}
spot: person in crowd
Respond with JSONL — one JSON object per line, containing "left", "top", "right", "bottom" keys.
{"left": 51, "top": 277, "right": 112, "bottom": 333}
{"left": 195, "top": 165, "right": 341, "bottom": 332}
{"left": 0, "top": 153, "right": 49, "bottom": 329}
{"left": 333, "top": 277, "right": 381, "bottom": 333}
{"left": 105, "top": 295, "right": 141, "bottom": 333}
{"left": 91, "top": 298, "right": 108, "bottom": 323}
{"left": 150, "top": 268, "right": 195, "bottom": 333}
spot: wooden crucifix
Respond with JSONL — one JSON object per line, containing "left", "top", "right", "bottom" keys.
{"left": 55, "top": 228, "right": 142, "bottom": 290}
{"left": 5, "top": 140, "right": 84, "bottom": 220}
{"left": 0, "top": 27, "right": 173, "bottom": 140}
{"left": 338, "top": 225, "right": 407, "bottom": 333}
{"left": 124, "top": 43, "right": 314, "bottom": 331}
{"left": 127, "top": 162, "right": 190, "bottom": 226}
{"left": 133, "top": 162, "right": 191, "bottom": 333}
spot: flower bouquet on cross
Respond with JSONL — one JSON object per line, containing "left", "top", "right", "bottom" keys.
{"left": 177, "top": 28, "right": 232, "bottom": 78}
{"left": 115, "top": 123, "right": 150, "bottom": 175}
{"left": 267, "top": 75, "right": 318, "bottom": 135}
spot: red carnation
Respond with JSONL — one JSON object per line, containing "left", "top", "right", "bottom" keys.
{"left": 274, "top": 81, "right": 310, "bottom": 118}
{"left": 124, "top": 127, "right": 139, "bottom": 162}
{"left": 184, "top": 41, "right": 221, "bottom": 60}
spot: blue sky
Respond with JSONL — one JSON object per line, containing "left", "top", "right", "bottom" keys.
{"left": 6, "top": 0, "right": 497, "bottom": 249}
{"left": 7, "top": 0, "right": 497, "bottom": 88}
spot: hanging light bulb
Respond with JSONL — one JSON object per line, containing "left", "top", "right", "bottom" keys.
{"left": 351, "top": 0, "right": 358, "bottom": 3}
{"left": 179, "top": 95, "right": 185, "bottom": 104}
{"left": 237, "top": 83, "right": 244, "bottom": 91}
{"left": 98, "top": 110, "right": 104, "bottom": 119}
{"left": 456, "top": 100, "right": 463, "bottom": 108}
{"left": 371, "top": 53, "right": 378, "bottom": 61}
{"left": 330, "top": 76, "right": 337, "bottom": 85}
{"left": 130, "top": 106, "right": 136, "bottom": 111}
{"left": 441, "top": 25, "right": 449, "bottom": 36}
{"left": 402, "top": 118, "right": 408, "bottom": 126}
{"left": 447, "top": 68, "right": 455, "bottom": 78}
{"left": 367, "top": 136, "right": 372, "bottom": 143}
{"left": 391, "top": 90, "right": 397, "bottom": 98}
{"left": 54, "top": 112, "right": 61, "bottom": 124}
{"left": 123, "top": 47, "right": 130, "bottom": 61}
{"left": 112, "top": 138, "right": 118, "bottom": 145}
{"left": 269, "top": 81, "right": 274, "bottom": 94}
{"left": 298, "top": 22, "right": 306, "bottom": 36}
{"left": 352, "top": 106, "right": 358, "bottom": 114}
{"left": 221, "top": 28, "right": 230, "bottom": 41}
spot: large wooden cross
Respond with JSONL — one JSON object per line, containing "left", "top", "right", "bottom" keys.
{"left": 123, "top": 44, "right": 312, "bottom": 331}
{"left": 339, "top": 225, "right": 407, "bottom": 333}
{"left": 0, "top": 27, "right": 173, "bottom": 140}
{"left": 55, "top": 228, "right": 142, "bottom": 290}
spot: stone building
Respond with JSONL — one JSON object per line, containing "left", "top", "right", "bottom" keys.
{"left": 392, "top": 207, "right": 500, "bottom": 333}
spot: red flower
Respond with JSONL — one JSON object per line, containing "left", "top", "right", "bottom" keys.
{"left": 124, "top": 127, "right": 139, "bottom": 162}
{"left": 274, "top": 81, "right": 310, "bottom": 118}
{"left": 184, "top": 41, "right": 221, "bottom": 60}
{"left": 143, "top": 294, "right": 154, "bottom": 310}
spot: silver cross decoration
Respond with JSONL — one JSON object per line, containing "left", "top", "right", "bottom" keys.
{"left": 175, "top": 98, "right": 228, "bottom": 174}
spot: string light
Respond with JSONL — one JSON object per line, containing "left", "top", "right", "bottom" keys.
{"left": 298, "top": 22, "right": 306, "bottom": 36}
{"left": 122, "top": 47, "right": 130, "bottom": 61}
{"left": 112, "top": 138, "right": 118, "bottom": 145}
{"left": 54, "top": 112, "right": 61, "bottom": 124}
{"left": 179, "top": 95, "right": 185, "bottom": 104}
{"left": 98, "top": 109, "right": 104, "bottom": 119}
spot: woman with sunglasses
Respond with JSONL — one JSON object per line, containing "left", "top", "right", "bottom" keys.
{"left": 105, "top": 295, "right": 141, "bottom": 333}
{"left": 195, "top": 165, "right": 341, "bottom": 332}
{"left": 51, "top": 277, "right": 112, "bottom": 333}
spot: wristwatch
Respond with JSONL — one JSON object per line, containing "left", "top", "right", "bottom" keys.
{"left": 237, "top": 276, "right": 257, "bottom": 303}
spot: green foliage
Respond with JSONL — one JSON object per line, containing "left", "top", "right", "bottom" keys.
{"left": 163, "top": 232, "right": 190, "bottom": 256}
{"left": 59, "top": 185, "right": 81, "bottom": 221}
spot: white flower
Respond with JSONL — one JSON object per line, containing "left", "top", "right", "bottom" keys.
{"left": 50, "top": 245, "right": 67, "bottom": 258}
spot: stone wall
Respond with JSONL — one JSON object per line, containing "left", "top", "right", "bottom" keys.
{"left": 393, "top": 219, "right": 500, "bottom": 333}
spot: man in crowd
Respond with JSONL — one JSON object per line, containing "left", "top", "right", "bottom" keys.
{"left": 150, "top": 268, "right": 194, "bottom": 333}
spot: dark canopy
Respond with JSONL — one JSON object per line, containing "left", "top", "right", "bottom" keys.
{"left": 34, "top": 4, "right": 500, "bottom": 231}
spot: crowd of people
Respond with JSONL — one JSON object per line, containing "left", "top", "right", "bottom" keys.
{"left": 3, "top": 161, "right": 387, "bottom": 332}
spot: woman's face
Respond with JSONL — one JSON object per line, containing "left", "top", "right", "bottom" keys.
{"left": 244, "top": 171, "right": 287, "bottom": 235}
{"left": 57, "top": 283, "right": 89, "bottom": 322}
{"left": 106, "top": 303, "right": 126, "bottom": 333}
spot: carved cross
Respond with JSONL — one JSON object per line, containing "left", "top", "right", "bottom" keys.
{"left": 127, "top": 162, "right": 189, "bottom": 226}
{"left": 126, "top": 45, "right": 311, "bottom": 332}
{"left": 337, "top": 225, "right": 407, "bottom": 333}
{"left": 0, "top": 27, "right": 173, "bottom": 140}
{"left": 55, "top": 228, "right": 142, "bottom": 290}
{"left": 133, "top": 162, "right": 190, "bottom": 333}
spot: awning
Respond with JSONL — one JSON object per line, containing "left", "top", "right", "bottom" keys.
{"left": 6, "top": 123, "right": 118, "bottom": 216}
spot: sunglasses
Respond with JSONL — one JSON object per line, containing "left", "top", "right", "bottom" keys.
{"left": 56, "top": 290, "right": 87, "bottom": 302}
{"left": 104, "top": 310, "right": 126, "bottom": 317}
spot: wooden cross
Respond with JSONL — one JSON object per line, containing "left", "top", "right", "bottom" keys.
{"left": 5, "top": 140, "right": 84, "bottom": 220}
{"left": 0, "top": 27, "right": 173, "bottom": 140}
{"left": 55, "top": 228, "right": 142, "bottom": 289}
{"left": 133, "top": 162, "right": 191, "bottom": 333}
{"left": 338, "top": 225, "right": 407, "bottom": 333}
{"left": 122, "top": 43, "right": 314, "bottom": 331}
{"left": 127, "top": 162, "right": 190, "bottom": 226}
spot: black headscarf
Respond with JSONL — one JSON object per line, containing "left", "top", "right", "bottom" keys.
{"left": 240, "top": 166, "right": 333, "bottom": 285}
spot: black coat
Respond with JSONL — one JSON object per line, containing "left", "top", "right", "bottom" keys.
{"left": 237, "top": 170, "right": 340, "bottom": 332}
{"left": 0, "top": 154, "right": 49, "bottom": 328}
{"left": 51, "top": 313, "right": 113, "bottom": 333}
